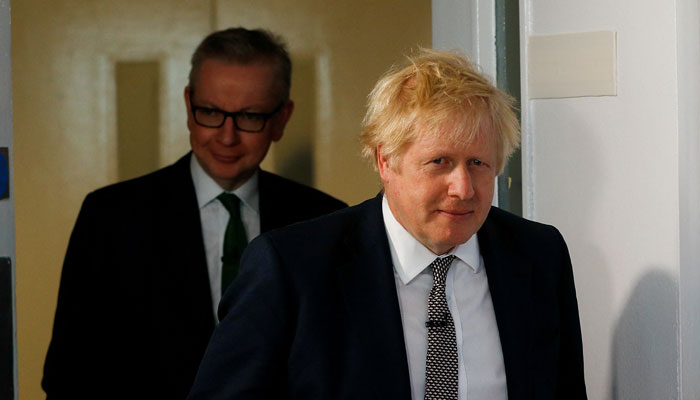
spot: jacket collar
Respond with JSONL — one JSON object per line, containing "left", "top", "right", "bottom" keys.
{"left": 334, "top": 195, "right": 413, "bottom": 399}
{"left": 477, "top": 207, "right": 534, "bottom": 398}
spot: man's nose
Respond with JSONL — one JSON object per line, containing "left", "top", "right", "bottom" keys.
{"left": 217, "top": 116, "right": 241, "bottom": 146}
{"left": 447, "top": 165, "right": 475, "bottom": 199}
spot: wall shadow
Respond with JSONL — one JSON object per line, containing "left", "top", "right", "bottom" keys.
{"left": 273, "top": 54, "right": 315, "bottom": 186}
{"left": 610, "top": 270, "right": 679, "bottom": 399}
{"left": 529, "top": 101, "right": 615, "bottom": 397}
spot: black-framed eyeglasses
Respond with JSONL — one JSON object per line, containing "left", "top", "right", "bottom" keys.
{"left": 189, "top": 93, "right": 285, "bottom": 132}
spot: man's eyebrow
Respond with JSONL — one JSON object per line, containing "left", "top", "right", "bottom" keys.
{"left": 193, "top": 99, "right": 272, "bottom": 113}
{"left": 191, "top": 97, "right": 219, "bottom": 108}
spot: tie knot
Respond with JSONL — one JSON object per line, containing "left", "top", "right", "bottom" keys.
{"left": 217, "top": 192, "right": 241, "bottom": 216}
{"left": 429, "top": 255, "right": 456, "bottom": 285}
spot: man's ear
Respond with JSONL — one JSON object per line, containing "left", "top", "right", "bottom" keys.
{"left": 184, "top": 86, "right": 194, "bottom": 127}
{"left": 184, "top": 86, "right": 191, "bottom": 108}
{"left": 271, "top": 100, "right": 294, "bottom": 142}
{"left": 377, "top": 146, "right": 390, "bottom": 181}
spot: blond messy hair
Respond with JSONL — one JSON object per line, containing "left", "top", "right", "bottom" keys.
{"left": 360, "top": 48, "right": 520, "bottom": 174}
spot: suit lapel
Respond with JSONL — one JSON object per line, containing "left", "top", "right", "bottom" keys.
{"left": 257, "top": 170, "right": 276, "bottom": 233}
{"left": 334, "top": 196, "right": 412, "bottom": 399}
{"left": 155, "top": 154, "right": 215, "bottom": 329}
{"left": 140, "top": 153, "right": 215, "bottom": 387}
{"left": 258, "top": 169, "right": 294, "bottom": 233}
{"left": 478, "top": 208, "right": 534, "bottom": 399}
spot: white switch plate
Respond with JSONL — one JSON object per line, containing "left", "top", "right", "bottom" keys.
{"left": 528, "top": 30, "right": 617, "bottom": 99}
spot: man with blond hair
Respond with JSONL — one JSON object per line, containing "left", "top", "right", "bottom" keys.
{"left": 188, "top": 49, "right": 587, "bottom": 400}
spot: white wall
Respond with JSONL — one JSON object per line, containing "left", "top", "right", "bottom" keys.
{"left": 675, "top": 0, "right": 700, "bottom": 397}
{"left": 432, "top": 0, "right": 496, "bottom": 77}
{"left": 435, "top": 0, "right": 700, "bottom": 398}
{"left": 0, "top": 0, "right": 15, "bottom": 398}
{"left": 520, "top": 0, "right": 700, "bottom": 399}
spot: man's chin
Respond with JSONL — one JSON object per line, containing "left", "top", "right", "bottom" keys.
{"left": 209, "top": 168, "right": 255, "bottom": 191}
{"left": 440, "top": 230, "right": 476, "bottom": 248}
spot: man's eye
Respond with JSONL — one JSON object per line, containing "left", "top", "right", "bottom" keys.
{"left": 471, "top": 159, "right": 484, "bottom": 166}
{"left": 431, "top": 157, "right": 445, "bottom": 165}
{"left": 241, "top": 112, "right": 265, "bottom": 122}
{"left": 199, "top": 108, "right": 220, "bottom": 116}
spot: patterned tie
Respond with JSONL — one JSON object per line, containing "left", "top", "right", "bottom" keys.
{"left": 217, "top": 193, "right": 248, "bottom": 294}
{"left": 424, "top": 255, "right": 458, "bottom": 400}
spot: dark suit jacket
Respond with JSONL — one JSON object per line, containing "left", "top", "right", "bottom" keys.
{"left": 188, "top": 195, "right": 587, "bottom": 399}
{"left": 42, "top": 153, "right": 347, "bottom": 400}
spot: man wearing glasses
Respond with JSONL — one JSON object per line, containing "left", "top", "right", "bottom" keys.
{"left": 42, "top": 28, "right": 346, "bottom": 400}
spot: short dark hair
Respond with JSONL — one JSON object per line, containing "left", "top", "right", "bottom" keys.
{"left": 188, "top": 27, "right": 292, "bottom": 100}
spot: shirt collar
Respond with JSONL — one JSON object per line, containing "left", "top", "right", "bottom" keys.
{"left": 190, "top": 154, "right": 259, "bottom": 213}
{"left": 382, "top": 195, "right": 481, "bottom": 285}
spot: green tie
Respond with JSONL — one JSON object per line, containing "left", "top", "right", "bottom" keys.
{"left": 217, "top": 193, "right": 248, "bottom": 294}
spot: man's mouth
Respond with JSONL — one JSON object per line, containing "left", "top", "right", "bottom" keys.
{"left": 213, "top": 153, "right": 242, "bottom": 163}
{"left": 438, "top": 209, "right": 472, "bottom": 217}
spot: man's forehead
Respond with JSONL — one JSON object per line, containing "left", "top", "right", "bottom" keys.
{"left": 411, "top": 132, "right": 492, "bottom": 154}
{"left": 194, "top": 58, "right": 278, "bottom": 84}
{"left": 416, "top": 112, "right": 494, "bottom": 145}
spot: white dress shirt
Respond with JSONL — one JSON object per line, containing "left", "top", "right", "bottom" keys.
{"left": 382, "top": 196, "right": 508, "bottom": 400}
{"left": 190, "top": 156, "right": 260, "bottom": 320}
